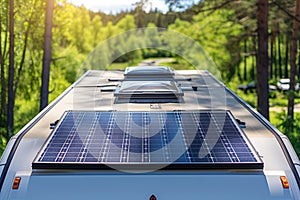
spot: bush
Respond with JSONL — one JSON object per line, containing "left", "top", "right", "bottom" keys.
{"left": 272, "top": 111, "right": 300, "bottom": 157}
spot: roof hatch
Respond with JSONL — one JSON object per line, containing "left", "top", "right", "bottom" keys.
{"left": 124, "top": 66, "right": 174, "bottom": 80}
{"left": 114, "top": 80, "right": 183, "bottom": 103}
{"left": 113, "top": 66, "right": 183, "bottom": 103}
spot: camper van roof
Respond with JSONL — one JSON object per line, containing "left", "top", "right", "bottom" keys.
{"left": 0, "top": 68, "right": 299, "bottom": 200}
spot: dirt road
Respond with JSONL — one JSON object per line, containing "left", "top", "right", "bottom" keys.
{"left": 138, "top": 58, "right": 174, "bottom": 66}
{"left": 270, "top": 104, "right": 300, "bottom": 113}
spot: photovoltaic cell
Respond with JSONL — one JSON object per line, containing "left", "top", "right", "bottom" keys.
{"left": 33, "top": 111, "right": 263, "bottom": 170}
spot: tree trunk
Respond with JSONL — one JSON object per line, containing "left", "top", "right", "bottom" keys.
{"left": 270, "top": 30, "right": 274, "bottom": 79}
{"left": 14, "top": 8, "right": 34, "bottom": 98}
{"left": 288, "top": 0, "right": 300, "bottom": 120}
{"left": 285, "top": 33, "right": 289, "bottom": 78}
{"left": 243, "top": 39, "right": 247, "bottom": 81}
{"left": 251, "top": 36, "right": 257, "bottom": 80}
{"left": 0, "top": 0, "right": 8, "bottom": 126}
{"left": 278, "top": 30, "right": 282, "bottom": 78}
{"left": 256, "top": 0, "right": 269, "bottom": 120}
{"left": 40, "top": 0, "right": 54, "bottom": 111}
{"left": 7, "top": 0, "right": 15, "bottom": 138}
{"left": 0, "top": 52, "right": 5, "bottom": 123}
{"left": 0, "top": 6, "right": 5, "bottom": 119}
{"left": 298, "top": 39, "right": 300, "bottom": 79}
{"left": 273, "top": 33, "right": 278, "bottom": 78}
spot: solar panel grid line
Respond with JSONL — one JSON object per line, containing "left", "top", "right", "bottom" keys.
{"left": 159, "top": 113, "right": 180, "bottom": 162}
{"left": 94, "top": 113, "right": 105, "bottom": 161}
{"left": 56, "top": 113, "right": 75, "bottom": 162}
{"left": 117, "top": 113, "right": 123, "bottom": 163}
{"left": 99, "top": 112, "right": 112, "bottom": 162}
{"left": 141, "top": 113, "right": 146, "bottom": 162}
{"left": 166, "top": 112, "right": 175, "bottom": 162}
{"left": 192, "top": 112, "right": 216, "bottom": 162}
{"left": 112, "top": 112, "right": 121, "bottom": 162}
{"left": 53, "top": 114, "right": 72, "bottom": 162}
{"left": 111, "top": 112, "right": 122, "bottom": 163}
{"left": 120, "top": 112, "right": 130, "bottom": 163}
{"left": 40, "top": 113, "right": 60, "bottom": 160}
{"left": 141, "top": 112, "right": 146, "bottom": 162}
{"left": 135, "top": 113, "right": 141, "bottom": 160}
{"left": 159, "top": 112, "right": 169, "bottom": 162}
{"left": 218, "top": 113, "right": 233, "bottom": 161}
{"left": 86, "top": 113, "right": 98, "bottom": 162}
{"left": 81, "top": 113, "right": 98, "bottom": 163}
{"left": 224, "top": 112, "right": 256, "bottom": 162}
{"left": 224, "top": 115, "right": 240, "bottom": 161}
{"left": 67, "top": 112, "right": 86, "bottom": 163}
{"left": 175, "top": 112, "right": 191, "bottom": 163}
{"left": 190, "top": 112, "right": 203, "bottom": 161}
{"left": 55, "top": 112, "right": 76, "bottom": 162}
{"left": 180, "top": 112, "right": 198, "bottom": 163}
{"left": 127, "top": 112, "right": 135, "bottom": 162}
{"left": 223, "top": 114, "right": 244, "bottom": 162}
{"left": 76, "top": 113, "right": 87, "bottom": 162}
{"left": 209, "top": 112, "right": 234, "bottom": 163}
{"left": 106, "top": 112, "right": 113, "bottom": 162}
{"left": 104, "top": 112, "right": 112, "bottom": 162}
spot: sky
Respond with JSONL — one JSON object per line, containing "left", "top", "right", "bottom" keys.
{"left": 66, "top": 0, "right": 169, "bottom": 14}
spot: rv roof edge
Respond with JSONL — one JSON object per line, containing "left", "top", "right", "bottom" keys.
{"left": 224, "top": 85, "right": 300, "bottom": 189}
{"left": 0, "top": 71, "right": 91, "bottom": 192}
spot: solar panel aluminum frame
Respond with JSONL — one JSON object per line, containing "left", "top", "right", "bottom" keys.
{"left": 32, "top": 110, "right": 264, "bottom": 171}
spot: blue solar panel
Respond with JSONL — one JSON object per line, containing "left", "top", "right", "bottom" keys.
{"left": 33, "top": 111, "right": 263, "bottom": 170}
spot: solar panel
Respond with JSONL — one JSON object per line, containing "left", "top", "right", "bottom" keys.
{"left": 33, "top": 111, "right": 263, "bottom": 170}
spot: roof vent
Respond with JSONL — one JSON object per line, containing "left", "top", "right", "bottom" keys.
{"left": 124, "top": 66, "right": 174, "bottom": 81}
{"left": 114, "top": 80, "right": 183, "bottom": 103}
{"left": 114, "top": 66, "right": 183, "bottom": 103}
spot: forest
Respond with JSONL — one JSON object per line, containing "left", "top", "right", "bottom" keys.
{"left": 0, "top": 0, "right": 300, "bottom": 156}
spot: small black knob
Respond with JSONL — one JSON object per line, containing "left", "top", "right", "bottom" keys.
{"left": 150, "top": 194, "right": 157, "bottom": 200}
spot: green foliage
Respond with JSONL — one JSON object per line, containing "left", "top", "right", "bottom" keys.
{"left": 168, "top": 7, "right": 242, "bottom": 81}
{"left": 14, "top": 98, "right": 39, "bottom": 132}
{"left": 270, "top": 111, "right": 300, "bottom": 157}
{"left": 0, "top": 135, "right": 7, "bottom": 157}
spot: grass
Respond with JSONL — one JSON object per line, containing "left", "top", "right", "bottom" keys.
{"left": 106, "top": 63, "right": 128, "bottom": 70}
{"left": 270, "top": 111, "right": 300, "bottom": 157}
{"left": 106, "top": 59, "right": 142, "bottom": 70}
{"left": 159, "top": 61, "right": 194, "bottom": 70}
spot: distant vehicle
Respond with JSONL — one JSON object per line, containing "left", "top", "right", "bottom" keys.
{"left": 277, "top": 78, "right": 300, "bottom": 91}
{"left": 237, "top": 81, "right": 256, "bottom": 94}
{"left": 237, "top": 81, "right": 276, "bottom": 94}
{"left": 269, "top": 85, "right": 277, "bottom": 91}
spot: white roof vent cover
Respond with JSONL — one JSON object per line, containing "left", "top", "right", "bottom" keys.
{"left": 124, "top": 66, "right": 174, "bottom": 79}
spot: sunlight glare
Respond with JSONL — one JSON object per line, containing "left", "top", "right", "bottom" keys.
{"left": 66, "top": 0, "right": 168, "bottom": 13}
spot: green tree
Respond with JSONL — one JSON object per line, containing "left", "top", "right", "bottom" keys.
{"left": 256, "top": 0, "right": 269, "bottom": 119}
{"left": 168, "top": 7, "right": 242, "bottom": 80}
{"left": 0, "top": 0, "right": 9, "bottom": 140}
{"left": 40, "top": 0, "right": 54, "bottom": 111}
{"left": 8, "top": 0, "right": 15, "bottom": 137}
{"left": 288, "top": 0, "right": 300, "bottom": 120}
